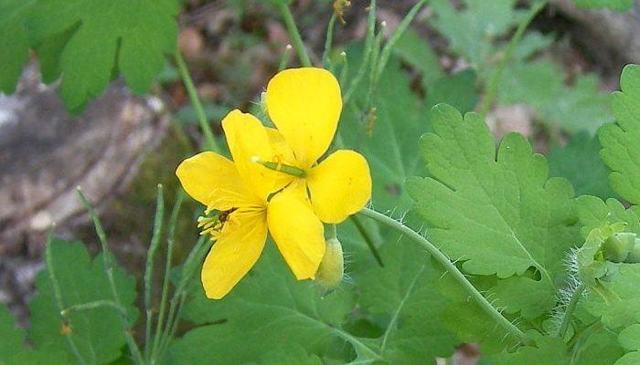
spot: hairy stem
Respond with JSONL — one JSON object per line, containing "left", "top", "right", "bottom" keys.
{"left": 278, "top": 2, "right": 312, "bottom": 67}
{"left": 175, "top": 51, "right": 220, "bottom": 152}
{"left": 478, "top": 0, "right": 547, "bottom": 117}
{"left": 557, "top": 283, "right": 586, "bottom": 339}
{"left": 358, "top": 207, "right": 530, "bottom": 344}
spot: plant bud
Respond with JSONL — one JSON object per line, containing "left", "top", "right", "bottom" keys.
{"left": 316, "top": 238, "right": 344, "bottom": 291}
{"left": 626, "top": 238, "right": 640, "bottom": 263}
{"left": 603, "top": 232, "right": 636, "bottom": 263}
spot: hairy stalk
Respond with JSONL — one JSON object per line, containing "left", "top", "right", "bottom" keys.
{"left": 175, "top": 51, "right": 220, "bottom": 153}
{"left": 358, "top": 207, "right": 530, "bottom": 344}
{"left": 557, "top": 283, "right": 586, "bottom": 339}
{"left": 77, "top": 189, "right": 145, "bottom": 364}
{"left": 150, "top": 190, "right": 185, "bottom": 363}
{"left": 45, "top": 231, "right": 88, "bottom": 365}
{"left": 144, "top": 185, "right": 165, "bottom": 361}
{"left": 479, "top": 0, "right": 547, "bottom": 117}
{"left": 278, "top": 2, "right": 312, "bottom": 67}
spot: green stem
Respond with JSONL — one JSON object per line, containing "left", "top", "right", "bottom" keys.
{"left": 479, "top": 0, "right": 547, "bottom": 117}
{"left": 45, "top": 231, "right": 88, "bottom": 365}
{"left": 278, "top": 2, "right": 312, "bottom": 67}
{"left": 61, "top": 300, "right": 127, "bottom": 317}
{"left": 150, "top": 190, "right": 185, "bottom": 363}
{"left": 278, "top": 44, "right": 293, "bottom": 71}
{"left": 358, "top": 207, "right": 530, "bottom": 344}
{"left": 350, "top": 215, "right": 384, "bottom": 267}
{"left": 557, "top": 283, "right": 586, "bottom": 339}
{"left": 343, "top": 0, "right": 376, "bottom": 106}
{"left": 144, "top": 185, "right": 165, "bottom": 361}
{"left": 77, "top": 189, "right": 145, "bottom": 365}
{"left": 175, "top": 51, "right": 220, "bottom": 152}
{"left": 322, "top": 14, "right": 337, "bottom": 69}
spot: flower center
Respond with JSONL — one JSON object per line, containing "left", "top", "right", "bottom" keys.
{"left": 252, "top": 156, "right": 306, "bottom": 178}
{"left": 197, "top": 208, "right": 236, "bottom": 239}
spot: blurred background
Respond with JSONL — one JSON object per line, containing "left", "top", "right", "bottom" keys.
{"left": 0, "top": 0, "right": 638, "bottom": 361}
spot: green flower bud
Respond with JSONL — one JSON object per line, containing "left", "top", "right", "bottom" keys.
{"left": 316, "top": 238, "right": 344, "bottom": 291}
{"left": 626, "top": 238, "right": 640, "bottom": 263}
{"left": 603, "top": 232, "right": 636, "bottom": 263}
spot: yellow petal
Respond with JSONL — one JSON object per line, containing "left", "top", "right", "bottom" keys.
{"left": 265, "top": 67, "right": 342, "bottom": 168}
{"left": 222, "top": 109, "right": 290, "bottom": 200}
{"left": 201, "top": 209, "right": 268, "bottom": 299}
{"left": 175, "top": 152, "right": 255, "bottom": 210}
{"left": 267, "top": 186, "right": 325, "bottom": 280}
{"left": 265, "top": 127, "right": 297, "bottom": 167}
{"left": 307, "top": 150, "right": 372, "bottom": 223}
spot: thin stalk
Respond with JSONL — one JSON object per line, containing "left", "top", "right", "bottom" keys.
{"left": 343, "top": 0, "right": 377, "bottom": 106}
{"left": 322, "top": 14, "right": 337, "bottom": 69}
{"left": 150, "top": 190, "right": 185, "bottom": 362}
{"left": 61, "top": 300, "right": 127, "bottom": 317}
{"left": 557, "top": 283, "right": 586, "bottom": 339}
{"left": 144, "top": 185, "right": 165, "bottom": 361}
{"left": 350, "top": 215, "right": 384, "bottom": 267}
{"left": 278, "top": 44, "right": 293, "bottom": 71}
{"left": 479, "top": 0, "right": 547, "bottom": 117}
{"left": 338, "top": 51, "right": 349, "bottom": 87}
{"left": 77, "top": 189, "right": 145, "bottom": 364}
{"left": 45, "top": 231, "right": 88, "bottom": 365}
{"left": 175, "top": 51, "right": 220, "bottom": 152}
{"left": 278, "top": 2, "right": 311, "bottom": 67}
{"left": 358, "top": 207, "right": 530, "bottom": 344}
{"left": 374, "top": 0, "right": 428, "bottom": 83}
{"left": 157, "top": 236, "right": 212, "bottom": 359}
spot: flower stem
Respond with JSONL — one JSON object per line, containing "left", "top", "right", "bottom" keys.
{"left": 278, "top": 2, "right": 312, "bottom": 67}
{"left": 557, "top": 283, "right": 586, "bottom": 339}
{"left": 77, "top": 188, "right": 145, "bottom": 365}
{"left": 358, "top": 207, "right": 530, "bottom": 344}
{"left": 350, "top": 215, "right": 384, "bottom": 267}
{"left": 144, "top": 185, "right": 165, "bottom": 361}
{"left": 478, "top": 0, "right": 547, "bottom": 117}
{"left": 175, "top": 51, "right": 220, "bottom": 152}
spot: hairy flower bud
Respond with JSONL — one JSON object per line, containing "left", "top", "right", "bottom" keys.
{"left": 316, "top": 238, "right": 344, "bottom": 291}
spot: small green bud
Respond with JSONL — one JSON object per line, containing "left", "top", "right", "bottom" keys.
{"left": 316, "top": 238, "right": 344, "bottom": 292}
{"left": 603, "top": 232, "right": 637, "bottom": 263}
{"left": 626, "top": 238, "right": 640, "bottom": 263}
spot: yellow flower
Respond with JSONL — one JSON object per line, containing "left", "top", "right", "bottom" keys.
{"left": 176, "top": 111, "right": 325, "bottom": 299}
{"left": 262, "top": 67, "right": 372, "bottom": 223}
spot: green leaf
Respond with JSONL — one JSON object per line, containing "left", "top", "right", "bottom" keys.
{"left": 583, "top": 263, "right": 640, "bottom": 329}
{"left": 340, "top": 58, "right": 429, "bottom": 213}
{"left": 256, "top": 345, "right": 323, "bottom": 365}
{"left": 499, "top": 61, "right": 613, "bottom": 134}
{"left": 27, "top": 0, "right": 179, "bottom": 111}
{"left": 615, "top": 352, "right": 640, "bottom": 365}
{"left": 489, "top": 336, "right": 570, "bottom": 364}
{"left": 573, "top": 330, "right": 626, "bottom": 365}
{"left": 430, "top": 0, "right": 524, "bottom": 69}
{"left": 408, "top": 104, "right": 579, "bottom": 317}
{"left": 426, "top": 69, "right": 479, "bottom": 113}
{"left": 0, "top": 304, "right": 26, "bottom": 361}
{"left": 0, "top": 0, "right": 34, "bottom": 93}
{"left": 393, "top": 29, "right": 443, "bottom": 86}
{"left": 574, "top": 0, "right": 633, "bottom": 11}
{"left": 619, "top": 324, "right": 640, "bottom": 351}
{"left": 576, "top": 196, "right": 640, "bottom": 239}
{"left": 29, "top": 239, "right": 138, "bottom": 365}
{"left": 599, "top": 64, "right": 640, "bottom": 204}
{"left": 357, "top": 238, "right": 459, "bottom": 363}
{"left": 169, "top": 245, "right": 364, "bottom": 365}
{"left": 548, "top": 133, "right": 616, "bottom": 199}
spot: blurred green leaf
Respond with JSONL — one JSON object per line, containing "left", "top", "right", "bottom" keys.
{"left": 0, "top": 0, "right": 34, "bottom": 93}
{"left": 574, "top": 0, "right": 633, "bottom": 11}
{"left": 27, "top": 0, "right": 180, "bottom": 112}
{"left": 489, "top": 336, "right": 570, "bottom": 364}
{"left": 29, "top": 239, "right": 138, "bottom": 365}
{"left": 548, "top": 132, "right": 616, "bottom": 199}
{"left": 583, "top": 263, "right": 640, "bottom": 329}
{"left": 599, "top": 64, "right": 640, "bottom": 204}
{"left": 393, "top": 29, "right": 443, "bottom": 86}
{"left": 426, "top": 69, "right": 479, "bottom": 113}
